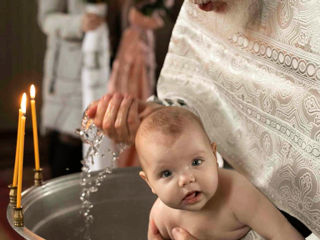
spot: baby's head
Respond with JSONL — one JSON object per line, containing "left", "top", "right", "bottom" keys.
{"left": 136, "top": 106, "right": 219, "bottom": 211}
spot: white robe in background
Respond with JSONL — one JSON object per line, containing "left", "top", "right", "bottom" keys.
{"left": 82, "top": 3, "right": 112, "bottom": 171}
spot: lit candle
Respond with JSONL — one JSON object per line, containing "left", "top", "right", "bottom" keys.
{"left": 16, "top": 93, "right": 26, "bottom": 209}
{"left": 12, "top": 105, "right": 22, "bottom": 187}
{"left": 30, "top": 85, "right": 40, "bottom": 170}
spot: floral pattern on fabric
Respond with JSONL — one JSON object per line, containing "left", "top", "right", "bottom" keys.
{"left": 158, "top": 0, "right": 320, "bottom": 237}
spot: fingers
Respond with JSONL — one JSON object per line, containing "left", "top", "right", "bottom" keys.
{"left": 172, "top": 228, "right": 197, "bottom": 240}
{"left": 90, "top": 93, "right": 160, "bottom": 144}
{"left": 114, "top": 95, "right": 134, "bottom": 143}
{"left": 102, "top": 93, "right": 124, "bottom": 139}
{"left": 94, "top": 94, "right": 112, "bottom": 128}
{"left": 87, "top": 13, "right": 104, "bottom": 28}
{"left": 82, "top": 13, "right": 104, "bottom": 32}
{"left": 129, "top": 7, "right": 164, "bottom": 30}
{"left": 127, "top": 100, "right": 140, "bottom": 144}
{"left": 91, "top": 93, "right": 139, "bottom": 144}
{"left": 86, "top": 100, "right": 98, "bottom": 118}
{"left": 148, "top": 219, "right": 164, "bottom": 240}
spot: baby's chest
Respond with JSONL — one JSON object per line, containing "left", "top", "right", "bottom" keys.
{"left": 180, "top": 213, "right": 224, "bottom": 239}
{"left": 167, "top": 210, "right": 245, "bottom": 240}
{"left": 184, "top": 218, "right": 217, "bottom": 239}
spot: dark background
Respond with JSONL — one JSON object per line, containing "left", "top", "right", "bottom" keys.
{"left": 0, "top": 1, "right": 47, "bottom": 239}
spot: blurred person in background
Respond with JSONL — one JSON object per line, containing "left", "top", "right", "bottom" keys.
{"left": 37, "top": 0, "right": 108, "bottom": 177}
{"left": 105, "top": 0, "right": 183, "bottom": 167}
{"left": 37, "top": 0, "right": 183, "bottom": 176}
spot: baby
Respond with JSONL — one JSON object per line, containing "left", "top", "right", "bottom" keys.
{"left": 135, "top": 106, "right": 303, "bottom": 240}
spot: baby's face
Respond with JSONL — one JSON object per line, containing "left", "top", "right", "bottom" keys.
{"left": 138, "top": 124, "right": 218, "bottom": 211}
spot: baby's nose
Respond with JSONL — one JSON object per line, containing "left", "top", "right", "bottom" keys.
{"left": 178, "top": 172, "right": 196, "bottom": 187}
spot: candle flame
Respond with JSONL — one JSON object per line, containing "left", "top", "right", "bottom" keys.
{"left": 21, "top": 93, "right": 27, "bottom": 114}
{"left": 30, "top": 84, "right": 36, "bottom": 99}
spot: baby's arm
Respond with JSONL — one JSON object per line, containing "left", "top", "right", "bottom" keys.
{"left": 230, "top": 172, "right": 304, "bottom": 240}
{"left": 148, "top": 217, "right": 165, "bottom": 240}
{"left": 148, "top": 199, "right": 199, "bottom": 240}
{"left": 148, "top": 199, "right": 171, "bottom": 240}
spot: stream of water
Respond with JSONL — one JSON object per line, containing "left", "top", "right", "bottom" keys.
{"left": 76, "top": 111, "right": 127, "bottom": 240}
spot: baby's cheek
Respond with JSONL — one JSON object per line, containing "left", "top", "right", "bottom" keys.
{"left": 165, "top": 192, "right": 182, "bottom": 209}
{"left": 203, "top": 174, "right": 218, "bottom": 194}
{"left": 163, "top": 198, "right": 178, "bottom": 209}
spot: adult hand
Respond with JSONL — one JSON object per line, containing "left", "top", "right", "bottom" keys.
{"left": 172, "top": 227, "right": 198, "bottom": 240}
{"left": 147, "top": 218, "right": 198, "bottom": 240}
{"left": 148, "top": 219, "right": 164, "bottom": 240}
{"left": 129, "top": 7, "right": 164, "bottom": 30}
{"left": 87, "top": 92, "right": 163, "bottom": 144}
{"left": 81, "top": 13, "right": 104, "bottom": 32}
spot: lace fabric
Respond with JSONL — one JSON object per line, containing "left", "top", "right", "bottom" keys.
{"left": 158, "top": 0, "right": 320, "bottom": 237}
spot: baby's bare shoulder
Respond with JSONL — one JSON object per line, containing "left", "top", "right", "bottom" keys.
{"left": 220, "top": 169, "right": 251, "bottom": 187}
{"left": 151, "top": 199, "right": 180, "bottom": 239}
{"left": 219, "top": 169, "right": 256, "bottom": 206}
{"left": 151, "top": 198, "right": 167, "bottom": 217}
{"left": 152, "top": 198, "right": 171, "bottom": 211}
{"left": 151, "top": 199, "right": 179, "bottom": 223}
{"left": 219, "top": 169, "right": 264, "bottom": 215}
{"left": 219, "top": 169, "right": 249, "bottom": 191}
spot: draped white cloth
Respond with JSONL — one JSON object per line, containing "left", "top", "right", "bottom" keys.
{"left": 157, "top": 0, "right": 320, "bottom": 238}
{"left": 82, "top": 3, "right": 112, "bottom": 171}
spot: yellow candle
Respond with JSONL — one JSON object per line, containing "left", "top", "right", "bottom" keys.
{"left": 16, "top": 93, "right": 27, "bottom": 209}
{"left": 30, "top": 85, "right": 40, "bottom": 170}
{"left": 12, "top": 108, "right": 22, "bottom": 187}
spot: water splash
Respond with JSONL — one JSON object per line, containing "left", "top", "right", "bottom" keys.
{"left": 75, "top": 110, "right": 128, "bottom": 240}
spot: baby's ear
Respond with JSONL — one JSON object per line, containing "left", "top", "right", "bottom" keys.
{"left": 139, "top": 171, "right": 156, "bottom": 194}
{"left": 211, "top": 142, "right": 217, "bottom": 155}
{"left": 139, "top": 170, "right": 148, "bottom": 182}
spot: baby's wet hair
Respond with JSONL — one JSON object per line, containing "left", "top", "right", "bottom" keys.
{"left": 138, "top": 106, "right": 207, "bottom": 139}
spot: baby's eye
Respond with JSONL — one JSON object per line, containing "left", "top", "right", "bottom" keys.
{"left": 161, "top": 170, "right": 172, "bottom": 178}
{"left": 192, "top": 159, "right": 203, "bottom": 166}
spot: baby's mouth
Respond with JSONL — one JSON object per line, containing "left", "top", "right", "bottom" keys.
{"left": 183, "top": 191, "right": 201, "bottom": 204}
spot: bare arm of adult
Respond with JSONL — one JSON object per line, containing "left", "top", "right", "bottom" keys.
{"left": 231, "top": 172, "right": 304, "bottom": 240}
{"left": 87, "top": 93, "right": 163, "bottom": 144}
{"left": 81, "top": 13, "right": 104, "bottom": 32}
